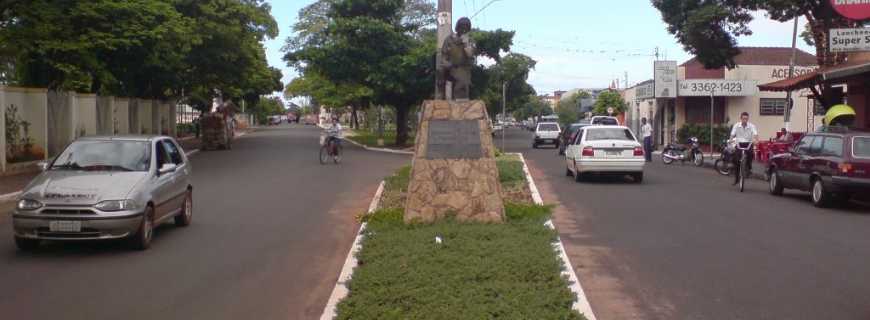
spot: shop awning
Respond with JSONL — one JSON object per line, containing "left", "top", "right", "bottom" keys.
{"left": 758, "top": 60, "right": 870, "bottom": 92}
{"left": 823, "top": 61, "right": 870, "bottom": 81}
{"left": 758, "top": 70, "right": 820, "bottom": 92}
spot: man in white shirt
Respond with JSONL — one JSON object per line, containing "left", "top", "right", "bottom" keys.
{"left": 730, "top": 112, "right": 758, "bottom": 184}
{"left": 641, "top": 118, "right": 653, "bottom": 162}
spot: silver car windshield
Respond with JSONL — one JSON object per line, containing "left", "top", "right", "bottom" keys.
{"left": 51, "top": 141, "right": 151, "bottom": 172}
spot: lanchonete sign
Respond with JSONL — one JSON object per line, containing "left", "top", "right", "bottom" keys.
{"left": 831, "top": 0, "right": 870, "bottom": 21}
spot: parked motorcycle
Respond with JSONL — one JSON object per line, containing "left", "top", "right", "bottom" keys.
{"left": 713, "top": 139, "right": 735, "bottom": 176}
{"left": 662, "top": 137, "right": 704, "bottom": 166}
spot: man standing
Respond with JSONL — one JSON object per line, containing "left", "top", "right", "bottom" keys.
{"left": 730, "top": 112, "right": 758, "bottom": 185}
{"left": 641, "top": 118, "right": 653, "bottom": 162}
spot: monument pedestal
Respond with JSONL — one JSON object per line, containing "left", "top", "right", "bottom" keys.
{"left": 404, "top": 100, "right": 505, "bottom": 223}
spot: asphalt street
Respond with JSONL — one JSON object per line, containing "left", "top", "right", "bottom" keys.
{"left": 501, "top": 127, "right": 870, "bottom": 320}
{"left": 0, "top": 124, "right": 409, "bottom": 320}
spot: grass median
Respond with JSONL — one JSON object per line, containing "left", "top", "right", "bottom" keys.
{"left": 338, "top": 155, "right": 585, "bottom": 320}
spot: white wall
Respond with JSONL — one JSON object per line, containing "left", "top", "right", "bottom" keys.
{"left": 115, "top": 98, "right": 130, "bottom": 134}
{"left": 74, "top": 93, "right": 98, "bottom": 138}
{"left": 3, "top": 87, "right": 48, "bottom": 164}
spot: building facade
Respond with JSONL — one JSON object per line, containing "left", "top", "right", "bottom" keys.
{"left": 670, "top": 47, "right": 823, "bottom": 145}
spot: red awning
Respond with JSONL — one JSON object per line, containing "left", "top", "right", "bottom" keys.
{"left": 758, "top": 71, "right": 820, "bottom": 92}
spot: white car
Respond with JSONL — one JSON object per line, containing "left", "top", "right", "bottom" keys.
{"left": 565, "top": 125, "right": 645, "bottom": 183}
{"left": 533, "top": 122, "right": 561, "bottom": 148}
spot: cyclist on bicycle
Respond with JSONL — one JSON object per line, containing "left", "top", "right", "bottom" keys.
{"left": 730, "top": 112, "right": 758, "bottom": 185}
{"left": 325, "top": 117, "right": 343, "bottom": 147}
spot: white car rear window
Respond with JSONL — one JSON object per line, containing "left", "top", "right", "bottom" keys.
{"left": 854, "top": 137, "right": 870, "bottom": 158}
{"left": 538, "top": 123, "right": 559, "bottom": 131}
{"left": 586, "top": 128, "right": 636, "bottom": 141}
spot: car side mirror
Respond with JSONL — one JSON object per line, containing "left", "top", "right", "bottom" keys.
{"left": 37, "top": 161, "right": 49, "bottom": 171}
{"left": 159, "top": 163, "right": 177, "bottom": 175}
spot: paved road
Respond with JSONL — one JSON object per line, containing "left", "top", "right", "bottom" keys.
{"left": 0, "top": 124, "right": 409, "bottom": 320}
{"left": 501, "top": 127, "right": 870, "bottom": 320}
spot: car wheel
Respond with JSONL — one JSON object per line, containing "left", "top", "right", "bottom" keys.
{"left": 811, "top": 178, "right": 832, "bottom": 208}
{"left": 768, "top": 169, "right": 784, "bottom": 196}
{"left": 129, "top": 206, "right": 154, "bottom": 250}
{"left": 632, "top": 173, "right": 644, "bottom": 183}
{"left": 532, "top": 143, "right": 538, "bottom": 149}
{"left": 14, "top": 237, "right": 39, "bottom": 251}
{"left": 175, "top": 191, "right": 193, "bottom": 227}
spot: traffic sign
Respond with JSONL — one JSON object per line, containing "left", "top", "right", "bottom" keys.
{"left": 831, "top": 0, "right": 870, "bottom": 21}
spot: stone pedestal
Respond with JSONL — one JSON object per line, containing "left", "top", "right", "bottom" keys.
{"left": 404, "top": 100, "right": 504, "bottom": 223}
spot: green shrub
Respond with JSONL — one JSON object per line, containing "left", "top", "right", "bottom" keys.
{"left": 677, "top": 123, "right": 731, "bottom": 146}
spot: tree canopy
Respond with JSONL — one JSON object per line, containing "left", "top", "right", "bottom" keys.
{"left": 593, "top": 90, "right": 627, "bottom": 116}
{"left": 651, "top": 0, "right": 858, "bottom": 69}
{"left": 0, "top": 0, "right": 282, "bottom": 110}
{"left": 284, "top": 0, "right": 537, "bottom": 146}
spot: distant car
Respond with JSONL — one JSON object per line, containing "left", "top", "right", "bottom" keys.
{"left": 767, "top": 128, "right": 870, "bottom": 207}
{"left": 565, "top": 125, "right": 645, "bottom": 183}
{"left": 534, "top": 122, "right": 561, "bottom": 149}
{"left": 558, "top": 123, "right": 591, "bottom": 155}
{"left": 491, "top": 122, "right": 504, "bottom": 137}
{"left": 590, "top": 116, "right": 620, "bottom": 125}
{"left": 12, "top": 136, "right": 194, "bottom": 251}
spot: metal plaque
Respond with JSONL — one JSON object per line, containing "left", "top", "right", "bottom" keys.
{"left": 426, "top": 120, "right": 482, "bottom": 159}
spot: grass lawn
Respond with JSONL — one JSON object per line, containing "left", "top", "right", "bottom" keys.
{"left": 338, "top": 155, "right": 585, "bottom": 320}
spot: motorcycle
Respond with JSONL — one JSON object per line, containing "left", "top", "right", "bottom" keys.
{"left": 662, "top": 137, "right": 704, "bottom": 166}
{"left": 713, "top": 139, "right": 735, "bottom": 176}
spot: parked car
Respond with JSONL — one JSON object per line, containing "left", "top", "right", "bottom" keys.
{"left": 558, "top": 123, "right": 591, "bottom": 155}
{"left": 590, "top": 116, "right": 620, "bottom": 125}
{"left": 534, "top": 122, "right": 561, "bottom": 148}
{"left": 767, "top": 128, "right": 870, "bottom": 207}
{"left": 11, "top": 136, "right": 194, "bottom": 251}
{"left": 565, "top": 125, "right": 645, "bottom": 183}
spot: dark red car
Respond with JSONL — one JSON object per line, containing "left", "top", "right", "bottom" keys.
{"left": 767, "top": 128, "right": 870, "bottom": 207}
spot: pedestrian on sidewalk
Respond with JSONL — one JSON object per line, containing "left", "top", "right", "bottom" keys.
{"left": 641, "top": 118, "right": 653, "bottom": 162}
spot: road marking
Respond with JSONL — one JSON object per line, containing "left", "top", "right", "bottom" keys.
{"left": 512, "top": 152, "right": 598, "bottom": 320}
{"left": 319, "top": 181, "right": 385, "bottom": 320}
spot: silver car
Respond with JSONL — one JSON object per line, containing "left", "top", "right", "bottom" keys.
{"left": 12, "top": 136, "right": 193, "bottom": 251}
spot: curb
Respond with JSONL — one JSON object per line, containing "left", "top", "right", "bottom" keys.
{"left": 319, "top": 181, "right": 386, "bottom": 320}
{"left": 343, "top": 137, "right": 414, "bottom": 155}
{"left": 512, "top": 152, "right": 598, "bottom": 320}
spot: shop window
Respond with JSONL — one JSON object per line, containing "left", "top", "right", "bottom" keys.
{"left": 760, "top": 98, "right": 787, "bottom": 116}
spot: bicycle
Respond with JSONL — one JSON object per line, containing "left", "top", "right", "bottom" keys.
{"left": 734, "top": 142, "right": 753, "bottom": 192}
{"left": 713, "top": 139, "right": 734, "bottom": 176}
{"left": 320, "top": 136, "right": 342, "bottom": 164}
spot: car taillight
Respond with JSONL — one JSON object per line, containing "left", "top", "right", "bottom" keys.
{"left": 582, "top": 147, "right": 594, "bottom": 157}
{"left": 633, "top": 147, "right": 644, "bottom": 156}
{"left": 839, "top": 163, "right": 853, "bottom": 175}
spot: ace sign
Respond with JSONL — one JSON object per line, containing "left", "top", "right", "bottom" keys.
{"left": 831, "top": 0, "right": 870, "bottom": 21}
{"left": 830, "top": 28, "right": 870, "bottom": 53}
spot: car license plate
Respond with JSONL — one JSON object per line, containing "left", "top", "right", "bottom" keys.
{"left": 606, "top": 150, "right": 621, "bottom": 156}
{"left": 49, "top": 221, "right": 81, "bottom": 232}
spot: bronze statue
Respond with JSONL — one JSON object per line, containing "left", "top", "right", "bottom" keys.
{"left": 437, "top": 17, "right": 475, "bottom": 100}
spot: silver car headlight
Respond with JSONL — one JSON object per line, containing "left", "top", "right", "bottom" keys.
{"left": 17, "top": 199, "right": 43, "bottom": 211}
{"left": 94, "top": 200, "right": 140, "bottom": 212}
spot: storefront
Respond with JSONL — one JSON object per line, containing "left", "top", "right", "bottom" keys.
{"left": 670, "top": 47, "right": 821, "bottom": 143}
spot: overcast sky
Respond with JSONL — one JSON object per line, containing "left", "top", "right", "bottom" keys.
{"left": 267, "top": 0, "right": 815, "bottom": 100}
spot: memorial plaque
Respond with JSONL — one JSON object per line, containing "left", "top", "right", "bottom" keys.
{"left": 426, "top": 120, "right": 482, "bottom": 159}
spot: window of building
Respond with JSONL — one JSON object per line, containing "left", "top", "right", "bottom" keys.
{"left": 759, "top": 98, "right": 787, "bottom": 116}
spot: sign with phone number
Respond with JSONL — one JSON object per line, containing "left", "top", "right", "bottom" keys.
{"left": 677, "top": 80, "right": 757, "bottom": 97}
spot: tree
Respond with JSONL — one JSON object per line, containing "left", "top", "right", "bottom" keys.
{"left": 593, "top": 90, "right": 626, "bottom": 116}
{"left": 555, "top": 91, "right": 590, "bottom": 126}
{"left": 249, "top": 96, "right": 286, "bottom": 123}
{"left": 513, "top": 95, "right": 552, "bottom": 122}
{"left": 652, "top": 1, "right": 857, "bottom": 69}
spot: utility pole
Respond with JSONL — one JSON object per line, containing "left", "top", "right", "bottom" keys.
{"left": 502, "top": 81, "right": 507, "bottom": 151}
{"left": 624, "top": 71, "right": 629, "bottom": 89}
{"left": 710, "top": 88, "right": 715, "bottom": 154}
{"left": 435, "top": 0, "right": 452, "bottom": 99}
{"left": 784, "top": 16, "right": 799, "bottom": 132}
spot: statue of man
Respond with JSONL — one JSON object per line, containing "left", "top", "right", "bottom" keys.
{"left": 438, "top": 17, "right": 475, "bottom": 100}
